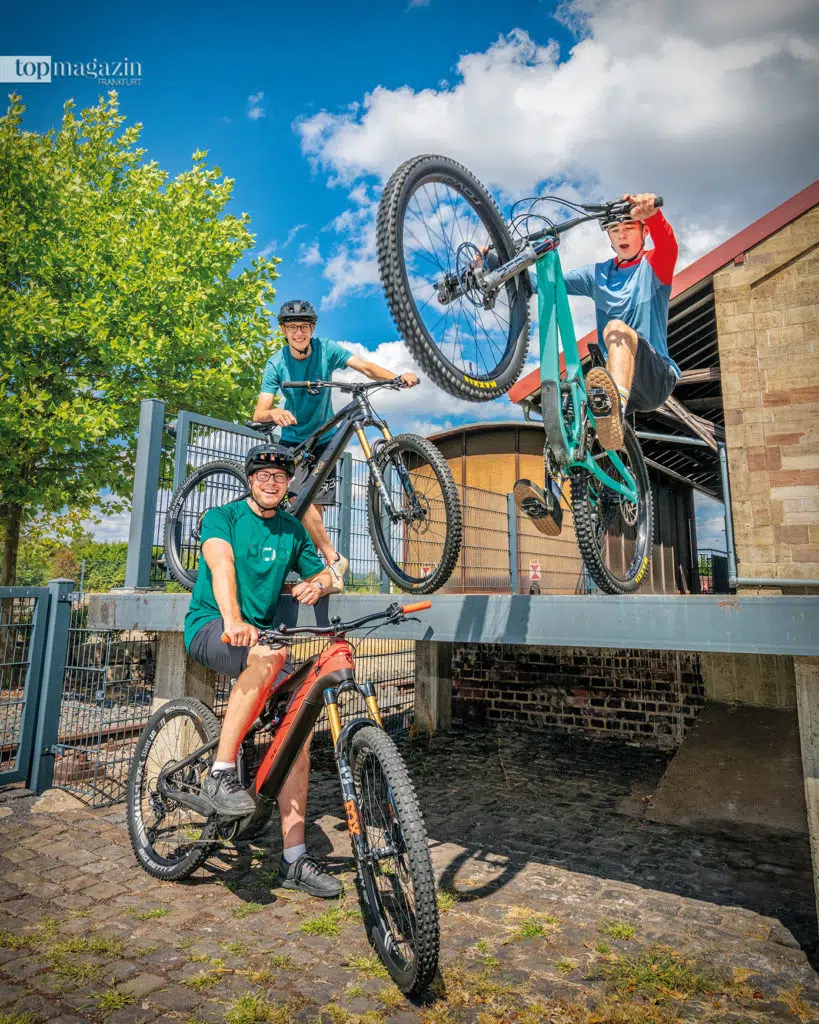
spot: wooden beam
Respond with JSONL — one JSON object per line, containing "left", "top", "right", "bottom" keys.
{"left": 677, "top": 367, "right": 721, "bottom": 384}
{"left": 683, "top": 397, "right": 724, "bottom": 412}
{"left": 656, "top": 395, "right": 720, "bottom": 452}
{"left": 644, "top": 457, "right": 720, "bottom": 499}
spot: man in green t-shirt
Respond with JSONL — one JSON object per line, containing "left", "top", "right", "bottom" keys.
{"left": 184, "top": 442, "right": 341, "bottom": 898}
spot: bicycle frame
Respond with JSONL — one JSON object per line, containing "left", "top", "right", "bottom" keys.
{"left": 157, "top": 638, "right": 384, "bottom": 851}
{"left": 535, "top": 247, "right": 638, "bottom": 503}
{"left": 274, "top": 387, "right": 412, "bottom": 523}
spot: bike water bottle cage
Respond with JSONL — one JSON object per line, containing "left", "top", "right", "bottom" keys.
{"left": 245, "top": 443, "right": 296, "bottom": 478}
{"left": 278, "top": 299, "right": 318, "bottom": 324}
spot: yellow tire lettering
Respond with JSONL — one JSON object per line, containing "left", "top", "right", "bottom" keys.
{"left": 635, "top": 556, "right": 649, "bottom": 584}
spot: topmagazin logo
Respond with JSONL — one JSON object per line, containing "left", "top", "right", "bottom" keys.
{"left": 0, "top": 56, "right": 142, "bottom": 86}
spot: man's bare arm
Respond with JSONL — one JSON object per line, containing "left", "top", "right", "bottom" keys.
{"left": 252, "top": 392, "right": 298, "bottom": 427}
{"left": 346, "top": 355, "right": 418, "bottom": 388}
{"left": 202, "top": 537, "right": 258, "bottom": 647}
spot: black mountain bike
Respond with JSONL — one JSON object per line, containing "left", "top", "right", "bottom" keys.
{"left": 164, "top": 378, "right": 461, "bottom": 595}
{"left": 127, "top": 600, "right": 439, "bottom": 996}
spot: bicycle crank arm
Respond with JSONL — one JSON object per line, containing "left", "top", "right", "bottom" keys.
{"left": 160, "top": 786, "right": 217, "bottom": 819}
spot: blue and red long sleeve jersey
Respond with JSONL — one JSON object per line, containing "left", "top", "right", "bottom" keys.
{"left": 563, "top": 211, "right": 679, "bottom": 376}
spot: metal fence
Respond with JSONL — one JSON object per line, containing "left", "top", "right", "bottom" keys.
{"left": 0, "top": 590, "right": 48, "bottom": 784}
{"left": 52, "top": 594, "right": 157, "bottom": 806}
{"left": 697, "top": 549, "right": 730, "bottom": 594}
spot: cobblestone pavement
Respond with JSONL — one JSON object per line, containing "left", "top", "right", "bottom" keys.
{"left": 1, "top": 724, "right": 817, "bottom": 1023}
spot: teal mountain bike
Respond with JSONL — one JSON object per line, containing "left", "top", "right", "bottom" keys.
{"left": 377, "top": 154, "right": 657, "bottom": 594}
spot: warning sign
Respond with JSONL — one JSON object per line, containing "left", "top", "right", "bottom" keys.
{"left": 529, "top": 560, "right": 541, "bottom": 582}
{"left": 422, "top": 565, "right": 431, "bottom": 576}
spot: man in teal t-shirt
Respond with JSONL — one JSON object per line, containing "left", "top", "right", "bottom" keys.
{"left": 184, "top": 441, "right": 341, "bottom": 899}
{"left": 253, "top": 299, "right": 419, "bottom": 591}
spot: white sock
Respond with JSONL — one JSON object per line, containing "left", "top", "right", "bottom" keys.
{"left": 283, "top": 843, "right": 306, "bottom": 864}
{"left": 616, "top": 385, "right": 630, "bottom": 414}
{"left": 212, "top": 761, "right": 234, "bottom": 774}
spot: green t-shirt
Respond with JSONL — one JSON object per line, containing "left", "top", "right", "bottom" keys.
{"left": 183, "top": 499, "right": 325, "bottom": 650}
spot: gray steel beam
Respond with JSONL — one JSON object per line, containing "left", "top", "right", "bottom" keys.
{"left": 124, "top": 399, "right": 166, "bottom": 589}
{"left": 87, "top": 591, "right": 819, "bottom": 657}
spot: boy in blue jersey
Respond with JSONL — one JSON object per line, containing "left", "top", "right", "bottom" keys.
{"left": 253, "top": 300, "right": 418, "bottom": 589}
{"left": 565, "top": 192, "right": 679, "bottom": 451}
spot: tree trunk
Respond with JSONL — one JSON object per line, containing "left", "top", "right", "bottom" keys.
{"left": 2, "top": 504, "right": 22, "bottom": 585}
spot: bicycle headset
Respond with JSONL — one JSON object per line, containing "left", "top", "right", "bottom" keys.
{"left": 278, "top": 299, "right": 318, "bottom": 324}
{"left": 245, "top": 444, "right": 296, "bottom": 478}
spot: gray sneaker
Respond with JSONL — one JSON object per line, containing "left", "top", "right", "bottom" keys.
{"left": 327, "top": 554, "right": 349, "bottom": 593}
{"left": 278, "top": 853, "right": 343, "bottom": 899}
{"left": 201, "top": 768, "right": 257, "bottom": 818}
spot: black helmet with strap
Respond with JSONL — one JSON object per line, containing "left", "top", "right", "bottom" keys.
{"left": 277, "top": 299, "right": 318, "bottom": 324}
{"left": 245, "top": 443, "right": 296, "bottom": 479}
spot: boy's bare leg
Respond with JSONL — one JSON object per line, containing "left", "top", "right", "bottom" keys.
{"left": 302, "top": 503, "right": 337, "bottom": 564}
{"left": 603, "top": 318, "right": 638, "bottom": 393}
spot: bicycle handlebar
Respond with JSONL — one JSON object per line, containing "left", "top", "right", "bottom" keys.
{"left": 282, "top": 378, "right": 407, "bottom": 393}
{"left": 220, "top": 599, "right": 432, "bottom": 646}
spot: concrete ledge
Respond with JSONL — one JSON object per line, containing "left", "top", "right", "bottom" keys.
{"left": 87, "top": 592, "right": 819, "bottom": 656}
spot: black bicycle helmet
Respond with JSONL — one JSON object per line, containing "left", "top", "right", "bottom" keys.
{"left": 277, "top": 299, "right": 318, "bottom": 324}
{"left": 245, "top": 443, "right": 296, "bottom": 478}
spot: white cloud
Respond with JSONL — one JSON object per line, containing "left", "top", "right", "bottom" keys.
{"left": 296, "top": 2, "right": 818, "bottom": 310}
{"left": 247, "top": 91, "right": 266, "bottom": 120}
{"left": 328, "top": 338, "right": 525, "bottom": 436}
{"left": 257, "top": 224, "right": 308, "bottom": 261}
{"left": 298, "top": 239, "right": 323, "bottom": 266}
{"left": 694, "top": 493, "right": 727, "bottom": 550}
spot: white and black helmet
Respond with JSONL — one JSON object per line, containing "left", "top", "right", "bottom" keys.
{"left": 277, "top": 299, "right": 318, "bottom": 324}
{"left": 245, "top": 443, "right": 296, "bottom": 479}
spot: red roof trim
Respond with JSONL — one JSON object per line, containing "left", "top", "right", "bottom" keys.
{"left": 508, "top": 180, "right": 819, "bottom": 405}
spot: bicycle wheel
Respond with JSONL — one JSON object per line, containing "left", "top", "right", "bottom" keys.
{"left": 127, "top": 698, "right": 219, "bottom": 881}
{"left": 350, "top": 725, "right": 439, "bottom": 996}
{"left": 571, "top": 424, "right": 654, "bottom": 594}
{"left": 366, "top": 433, "right": 462, "bottom": 593}
{"left": 163, "top": 459, "right": 248, "bottom": 590}
{"left": 377, "top": 154, "right": 530, "bottom": 401}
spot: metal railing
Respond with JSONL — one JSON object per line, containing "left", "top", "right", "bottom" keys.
{"left": 0, "top": 588, "right": 49, "bottom": 784}
{"left": 126, "top": 399, "right": 731, "bottom": 597}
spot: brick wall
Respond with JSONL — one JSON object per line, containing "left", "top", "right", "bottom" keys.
{"left": 715, "top": 204, "right": 819, "bottom": 588}
{"left": 451, "top": 644, "right": 705, "bottom": 751}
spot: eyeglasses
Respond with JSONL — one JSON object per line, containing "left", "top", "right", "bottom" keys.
{"left": 283, "top": 323, "right": 313, "bottom": 334}
{"left": 253, "top": 471, "right": 289, "bottom": 483}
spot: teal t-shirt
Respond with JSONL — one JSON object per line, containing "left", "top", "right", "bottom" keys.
{"left": 183, "top": 500, "right": 325, "bottom": 650}
{"left": 260, "top": 336, "right": 352, "bottom": 443}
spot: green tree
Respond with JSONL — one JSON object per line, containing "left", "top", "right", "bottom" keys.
{"left": 0, "top": 92, "right": 281, "bottom": 583}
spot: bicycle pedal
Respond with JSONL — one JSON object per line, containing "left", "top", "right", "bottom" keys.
{"left": 513, "top": 479, "right": 563, "bottom": 538}
{"left": 588, "top": 387, "right": 613, "bottom": 416}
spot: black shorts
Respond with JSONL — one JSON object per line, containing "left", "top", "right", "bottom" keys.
{"left": 278, "top": 439, "right": 337, "bottom": 507}
{"left": 625, "top": 335, "right": 679, "bottom": 414}
{"left": 188, "top": 617, "right": 294, "bottom": 681}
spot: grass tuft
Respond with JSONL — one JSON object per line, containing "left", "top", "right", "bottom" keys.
{"left": 223, "top": 993, "right": 304, "bottom": 1024}
{"left": 300, "top": 901, "right": 358, "bottom": 937}
{"left": 0, "top": 1013, "right": 40, "bottom": 1024}
{"left": 595, "top": 945, "right": 730, "bottom": 1003}
{"left": 128, "top": 905, "right": 169, "bottom": 921}
{"left": 436, "top": 888, "right": 459, "bottom": 913}
{"left": 93, "top": 987, "right": 136, "bottom": 1015}
{"left": 0, "top": 931, "right": 32, "bottom": 952}
{"left": 229, "top": 901, "right": 264, "bottom": 919}
{"left": 508, "top": 912, "right": 558, "bottom": 940}
{"left": 345, "top": 952, "right": 390, "bottom": 980}
{"left": 184, "top": 969, "right": 223, "bottom": 991}
{"left": 599, "top": 918, "right": 636, "bottom": 940}
{"left": 221, "top": 939, "right": 252, "bottom": 956}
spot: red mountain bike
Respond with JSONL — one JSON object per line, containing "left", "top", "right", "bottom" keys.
{"left": 126, "top": 601, "right": 439, "bottom": 996}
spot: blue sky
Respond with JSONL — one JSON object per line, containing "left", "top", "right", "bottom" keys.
{"left": 7, "top": 0, "right": 817, "bottom": 547}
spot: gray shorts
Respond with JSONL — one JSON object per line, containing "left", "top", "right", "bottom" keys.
{"left": 188, "top": 617, "right": 294, "bottom": 681}
{"left": 625, "top": 335, "right": 679, "bottom": 414}
{"left": 279, "top": 439, "right": 337, "bottom": 507}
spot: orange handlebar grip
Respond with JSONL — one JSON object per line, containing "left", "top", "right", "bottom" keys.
{"left": 221, "top": 632, "right": 230, "bottom": 644}
{"left": 401, "top": 600, "right": 432, "bottom": 614}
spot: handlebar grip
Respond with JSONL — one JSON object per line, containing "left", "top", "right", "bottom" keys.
{"left": 221, "top": 632, "right": 230, "bottom": 644}
{"left": 281, "top": 381, "right": 312, "bottom": 389}
{"left": 654, "top": 196, "right": 664, "bottom": 209}
{"left": 401, "top": 600, "right": 432, "bottom": 614}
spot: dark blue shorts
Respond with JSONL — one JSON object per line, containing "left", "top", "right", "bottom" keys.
{"left": 625, "top": 335, "right": 679, "bottom": 414}
{"left": 188, "top": 617, "right": 294, "bottom": 680}
{"left": 278, "top": 439, "right": 337, "bottom": 507}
